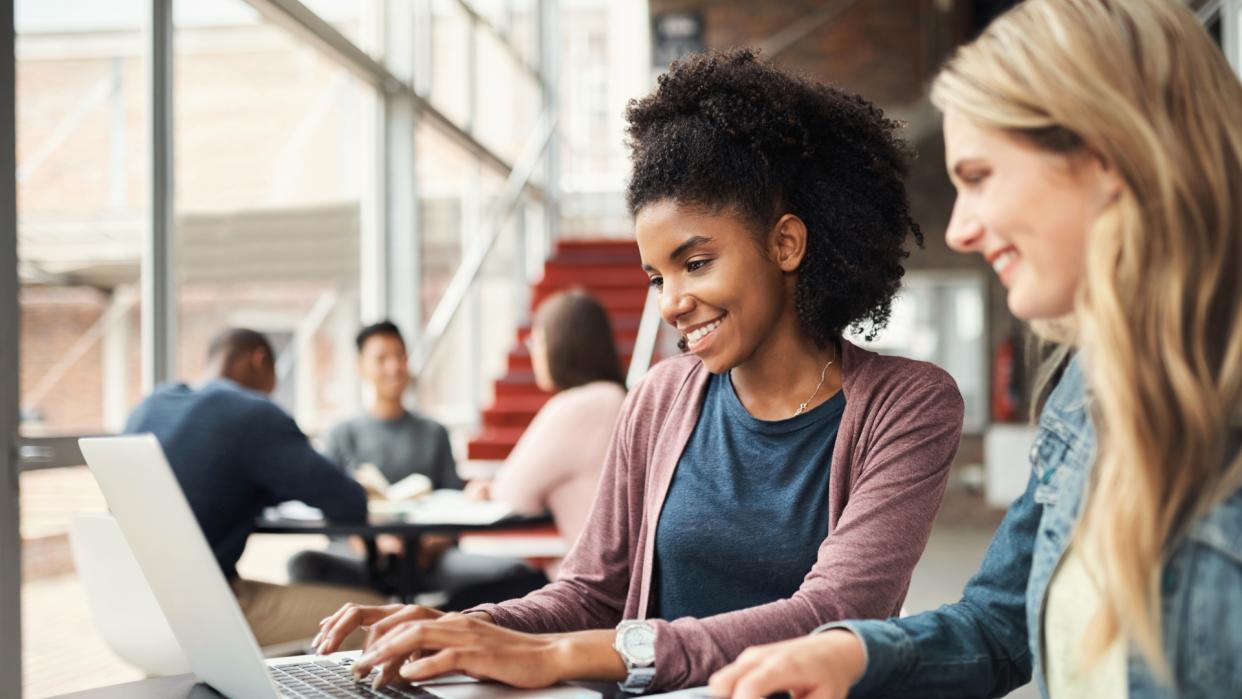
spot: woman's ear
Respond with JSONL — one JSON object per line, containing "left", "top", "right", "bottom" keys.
{"left": 771, "top": 213, "right": 809, "bottom": 273}
{"left": 1085, "top": 151, "right": 1125, "bottom": 206}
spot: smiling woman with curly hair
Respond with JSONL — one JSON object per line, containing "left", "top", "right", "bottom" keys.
{"left": 314, "top": 48, "right": 965, "bottom": 694}
{"left": 626, "top": 48, "right": 920, "bottom": 346}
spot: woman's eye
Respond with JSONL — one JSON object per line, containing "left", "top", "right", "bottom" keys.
{"left": 648, "top": 276, "right": 663, "bottom": 291}
{"left": 686, "top": 259, "right": 711, "bottom": 273}
{"left": 960, "top": 171, "right": 989, "bottom": 186}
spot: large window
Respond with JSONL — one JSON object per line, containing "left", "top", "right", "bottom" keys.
{"left": 9, "top": 0, "right": 558, "bottom": 696}
{"left": 172, "top": 0, "right": 370, "bottom": 431}
{"left": 17, "top": 1, "right": 148, "bottom": 437}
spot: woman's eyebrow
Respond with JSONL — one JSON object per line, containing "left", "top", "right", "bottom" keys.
{"left": 642, "top": 235, "right": 715, "bottom": 273}
{"left": 668, "top": 235, "right": 714, "bottom": 262}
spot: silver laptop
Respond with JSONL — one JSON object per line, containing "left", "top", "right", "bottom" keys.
{"left": 79, "top": 434, "right": 599, "bottom": 699}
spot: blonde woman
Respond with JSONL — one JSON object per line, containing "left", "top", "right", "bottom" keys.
{"left": 709, "top": 1, "right": 1242, "bottom": 698}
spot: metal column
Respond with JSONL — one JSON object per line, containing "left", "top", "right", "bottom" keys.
{"left": 1, "top": 0, "right": 24, "bottom": 693}
{"left": 143, "top": 0, "right": 176, "bottom": 390}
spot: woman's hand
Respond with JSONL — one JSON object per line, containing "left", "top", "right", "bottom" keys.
{"left": 464, "top": 479, "right": 493, "bottom": 501}
{"left": 707, "top": 630, "right": 867, "bottom": 699}
{"left": 313, "top": 603, "right": 445, "bottom": 656}
{"left": 350, "top": 613, "right": 569, "bottom": 689}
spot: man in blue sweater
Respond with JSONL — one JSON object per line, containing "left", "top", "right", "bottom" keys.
{"left": 124, "top": 328, "right": 384, "bottom": 648}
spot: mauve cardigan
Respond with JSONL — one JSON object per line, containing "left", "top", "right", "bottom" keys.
{"left": 468, "top": 340, "right": 964, "bottom": 689}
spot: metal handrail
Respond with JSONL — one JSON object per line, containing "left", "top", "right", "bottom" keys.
{"left": 626, "top": 287, "right": 663, "bottom": 388}
{"left": 411, "top": 109, "right": 559, "bottom": 377}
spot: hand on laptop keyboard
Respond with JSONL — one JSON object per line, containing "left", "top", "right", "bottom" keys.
{"left": 351, "top": 613, "right": 566, "bottom": 690}
{"left": 315, "top": 603, "right": 446, "bottom": 656}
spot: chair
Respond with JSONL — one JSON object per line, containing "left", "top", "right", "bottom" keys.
{"left": 68, "top": 513, "right": 192, "bottom": 677}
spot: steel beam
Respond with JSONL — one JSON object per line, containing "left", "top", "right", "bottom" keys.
{"left": 143, "top": 0, "right": 176, "bottom": 390}
{"left": 1, "top": 0, "right": 24, "bottom": 693}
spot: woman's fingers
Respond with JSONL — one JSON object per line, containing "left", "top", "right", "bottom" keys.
{"left": 368, "top": 653, "right": 411, "bottom": 690}
{"left": 314, "top": 603, "right": 406, "bottom": 655}
{"left": 397, "top": 648, "right": 468, "bottom": 682}
{"left": 707, "top": 646, "right": 769, "bottom": 696}
{"left": 709, "top": 633, "right": 860, "bottom": 699}
{"left": 351, "top": 619, "right": 474, "bottom": 682}
{"left": 728, "top": 657, "right": 805, "bottom": 699}
{"left": 362, "top": 605, "right": 444, "bottom": 650}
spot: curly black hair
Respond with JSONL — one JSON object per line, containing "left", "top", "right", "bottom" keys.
{"left": 625, "top": 48, "right": 922, "bottom": 344}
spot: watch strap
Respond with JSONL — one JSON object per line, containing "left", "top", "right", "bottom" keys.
{"left": 618, "top": 666, "right": 656, "bottom": 693}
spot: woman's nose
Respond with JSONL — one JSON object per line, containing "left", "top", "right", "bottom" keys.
{"left": 945, "top": 198, "right": 985, "bottom": 253}
{"left": 658, "top": 282, "right": 694, "bottom": 326}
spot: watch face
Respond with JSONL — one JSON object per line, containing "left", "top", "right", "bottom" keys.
{"left": 622, "top": 624, "right": 657, "bottom": 666}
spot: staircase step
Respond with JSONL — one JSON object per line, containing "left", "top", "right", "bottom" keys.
{"left": 531, "top": 286, "right": 647, "bottom": 314}
{"left": 469, "top": 238, "right": 647, "bottom": 460}
{"left": 466, "top": 426, "right": 530, "bottom": 460}
{"left": 550, "top": 249, "right": 641, "bottom": 266}
{"left": 555, "top": 239, "right": 638, "bottom": 255}
{"left": 508, "top": 351, "right": 634, "bottom": 372}
{"left": 481, "top": 406, "right": 541, "bottom": 428}
{"left": 494, "top": 371, "right": 547, "bottom": 397}
{"left": 487, "top": 394, "right": 552, "bottom": 411}
{"left": 468, "top": 442, "right": 515, "bottom": 460}
{"left": 515, "top": 313, "right": 643, "bottom": 342}
{"left": 539, "top": 264, "right": 649, "bottom": 287}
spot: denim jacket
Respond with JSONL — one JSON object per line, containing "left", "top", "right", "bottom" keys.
{"left": 826, "top": 357, "right": 1242, "bottom": 698}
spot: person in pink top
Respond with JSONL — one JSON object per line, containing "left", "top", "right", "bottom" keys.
{"left": 315, "top": 48, "right": 965, "bottom": 693}
{"left": 466, "top": 290, "right": 628, "bottom": 553}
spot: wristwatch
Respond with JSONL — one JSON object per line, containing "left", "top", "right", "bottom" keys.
{"left": 614, "top": 619, "right": 657, "bottom": 693}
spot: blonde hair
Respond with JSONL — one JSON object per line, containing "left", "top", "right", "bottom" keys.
{"left": 932, "top": 0, "right": 1242, "bottom": 679}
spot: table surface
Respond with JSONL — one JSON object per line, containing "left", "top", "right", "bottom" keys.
{"left": 253, "top": 511, "right": 554, "bottom": 536}
{"left": 53, "top": 674, "right": 628, "bottom": 699}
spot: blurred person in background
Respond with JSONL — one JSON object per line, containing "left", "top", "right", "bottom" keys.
{"left": 124, "top": 328, "right": 384, "bottom": 649}
{"left": 465, "top": 290, "right": 628, "bottom": 573}
{"left": 709, "top": 1, "right": 1242, "bottom": 697}
{"left": 288, "top": 321, "right": 546, "bottom": 610}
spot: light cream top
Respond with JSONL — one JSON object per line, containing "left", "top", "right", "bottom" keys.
{"left": 1043, "top": 546, "right": 1128, "bottom": 699}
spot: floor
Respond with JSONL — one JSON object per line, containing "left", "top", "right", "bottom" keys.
{"left": 19, "top": 468, "right": 1038, "bottom": 699}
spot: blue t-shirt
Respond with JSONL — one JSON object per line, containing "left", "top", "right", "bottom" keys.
{"left": 124, "top": 379, "right": 367, "bottom": 579}
{"left": 654, "top": 372, "right": 845, "bottom": 620}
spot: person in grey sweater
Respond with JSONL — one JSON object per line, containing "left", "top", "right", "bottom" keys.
{"left": 287, "top": 321, "right": 545, "bottom": 609}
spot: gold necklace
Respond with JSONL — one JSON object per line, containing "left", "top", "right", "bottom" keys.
{"left": 793, "top": 356, "right": 835, "bottom": 417}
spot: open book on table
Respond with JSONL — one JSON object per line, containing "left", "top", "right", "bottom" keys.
{"left": 356, "top": 464, "right": 514, "bottom": 525}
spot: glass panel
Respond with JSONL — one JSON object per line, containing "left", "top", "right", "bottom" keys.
{"left": 474, "top": 29, "right": 541, "bottom": 165}
{"left": 428, "top": 0, "right": 472, "bottom": 127}
{"left": 16, "top": 2, "right": 151, "bottom": 693}
{"left": 16, "top": 0, "right": 147, "bottom": 438}
{"left": 848, "top": 272, "right": 988, "bottom": 433}
{"left": 172, "top": 0, "right": 369, "bottom": 434}
{"left": 417, "top": 164, "right": 515, "bottom": 425}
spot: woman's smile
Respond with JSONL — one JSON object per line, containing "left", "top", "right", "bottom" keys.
{"left": 683, "top": 314, "right": 726, "bottom": 352}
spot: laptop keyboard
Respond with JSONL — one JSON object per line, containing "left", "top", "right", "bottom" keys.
{"left": 270, "top": 659, "right": 439, "bottom": 698}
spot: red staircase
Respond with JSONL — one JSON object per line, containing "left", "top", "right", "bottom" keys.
{"left": 466, "top": 239, "right": 649, "bottom": 462}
